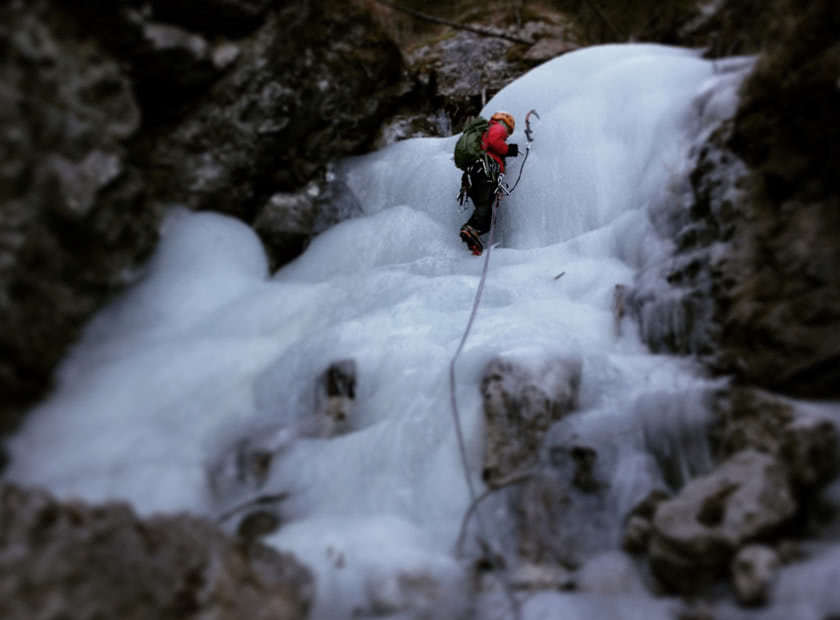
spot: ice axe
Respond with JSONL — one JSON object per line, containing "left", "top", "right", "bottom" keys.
{"left": 506, "top": 109, "right": 539, "bottom": 194}
{"left": 524, "top": 109, "right": 540, "bottom": 144}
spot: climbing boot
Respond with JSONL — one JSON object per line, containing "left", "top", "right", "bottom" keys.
{"left": 460, "top": 225, "right": 483, "bottom": 256}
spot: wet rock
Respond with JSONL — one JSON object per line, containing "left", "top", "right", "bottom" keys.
{"left": 649, "top": 450, "right": 797, "bottom": 593}
{"left": 0, "top": 483, "right": 313, "bottom": 620}
{"left": 481, "top": 356, "right": 581, "bottom": 487}
{"left": 731, "top": 544, "right": 780, "bottom": 606}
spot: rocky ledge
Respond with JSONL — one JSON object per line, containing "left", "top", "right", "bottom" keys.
{"left": 0, "top": 482, "right": 313, "bottom": 620}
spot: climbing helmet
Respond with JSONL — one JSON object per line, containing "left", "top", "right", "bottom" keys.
{"left": 490, "top": 111, "right": 515, "bottom": 134}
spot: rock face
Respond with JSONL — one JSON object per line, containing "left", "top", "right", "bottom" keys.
{"left": 0, "top": 0, "right": 161, "bottom": 433}
{"left": 480, "top": 356, "right": 581, "bottom": 487}
{"left": 0, "top": 0, "right": 406, "bottom": 433}
{"left": 0, "top": 483, "right": 313, "bottom": 620}
{"left": 147, "top": 1, "right": 406, "bottom": 214}
{"left": 648, "top": 450, "right": 796, "bottom": 593}
{"left": 714, "top": 0, "right": 840, "bottom": 396}
{"left": 632, "top": 0, "right": 840, "bottom": 398}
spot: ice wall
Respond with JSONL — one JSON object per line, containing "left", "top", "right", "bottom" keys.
{"left": 5, "top": 44, "right": 753, "bottom": 619}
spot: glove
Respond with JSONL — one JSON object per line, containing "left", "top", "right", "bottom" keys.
{"left": 506, "top": 143, "right": 519, "bottom": 157}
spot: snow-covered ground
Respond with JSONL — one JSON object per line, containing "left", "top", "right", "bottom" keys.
{"left": 6, "top": 44, "right": 759, "bottom": 618}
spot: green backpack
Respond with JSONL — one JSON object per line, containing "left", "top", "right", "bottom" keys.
{"left": 453, "top": 116, "right": 489, "bottom": 170}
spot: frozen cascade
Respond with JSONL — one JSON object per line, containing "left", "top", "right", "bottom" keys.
{"left": 6, "top": 45, "right": 758, "bottom": 618}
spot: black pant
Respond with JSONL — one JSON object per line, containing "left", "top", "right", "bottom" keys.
{"left": 463, "top": 160, "right": 499, "bottom": 235}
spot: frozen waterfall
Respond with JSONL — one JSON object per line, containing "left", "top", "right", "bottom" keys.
{"left": 6, "top": 44, "right": 758, "bottom": 619}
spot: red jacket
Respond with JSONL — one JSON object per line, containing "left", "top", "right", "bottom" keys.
{"left": 481, "top": 120, "right": 512, "bottom": 172}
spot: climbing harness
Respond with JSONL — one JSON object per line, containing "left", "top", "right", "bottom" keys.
{"left": 448, "top": 108, "right": 539, "bottom": 620}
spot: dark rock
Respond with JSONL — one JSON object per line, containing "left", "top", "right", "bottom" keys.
{"left": 253, "top": 175, "right": 363, "bottom": 271}
{"left": 312, "top": 358, "right": 357, "bottom": 437}
{"left": 237, "top": 509, "right": 282, "bottom": 542}
{"left": 0, "top": 483, "right": 312, "bottom": 620}
{"left": 779, "top": 412, "right": 840, "bottom": 489}
{"left": 0, "top": 0, "right": 161, "bottom": 432}
{"left": 133, "top": 19, "right": 220, "bottom": 94}
{"left": 480, "top": 356, "right": 581, "bottom": 487}
{"left": 622, "top": 489, "right": 669, "bottom": 553}
{"left": 623, "top": 515, "right": 654, "bottom": 554}
{"left": 150, "top": 0, "right": 274, "bottom": 37}
{"left": 147, "top": 1, "right": 405, "bottom": 216}
{"left": 649, "top": 450, "right": 796, "bottom": 593}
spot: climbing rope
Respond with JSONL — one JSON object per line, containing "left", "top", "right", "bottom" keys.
{"left": 448, "top": 109, "right": 539, "bottom": 619}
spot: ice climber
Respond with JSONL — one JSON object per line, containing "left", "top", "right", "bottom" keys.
{"left": 455, "top": 111, "right": 520, "bottom": 255}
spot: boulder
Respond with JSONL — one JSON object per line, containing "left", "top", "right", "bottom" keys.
{"left": 253, "top": 176, "right": 363, "bottom": 270}
{"left": 731, "top": 544, "right": 780, "bottom": 606}
{"left": 480, "top": 356, "right": 581, "bottom": 487}
{"left": 649, "top": 450, "right": 796, "bottom": 593}
{"left": 0, "top": 483, "right": 312, "bottom": 620}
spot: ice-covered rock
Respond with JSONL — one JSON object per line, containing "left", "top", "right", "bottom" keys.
{"left": 481, "top": 355, "right": 581, "bottom": 486}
